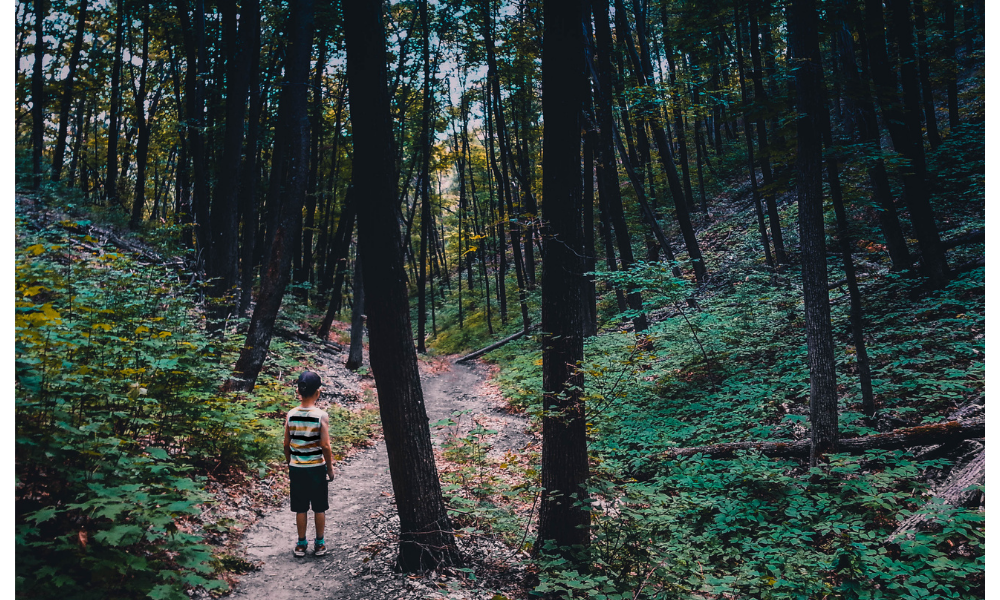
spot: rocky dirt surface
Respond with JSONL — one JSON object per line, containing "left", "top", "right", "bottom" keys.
{"left": 213, "top": 357, "right": 533, "bottom": 600}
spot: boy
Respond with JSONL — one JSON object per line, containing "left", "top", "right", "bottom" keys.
{"left": 283, "top": 370, "right": 334, "bottom": 557}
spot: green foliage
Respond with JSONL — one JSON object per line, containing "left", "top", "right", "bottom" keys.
{"left": 470, "top": 217, "right": 984, "bottom": 597}
{"left": 11, "top": 213, "right": 380, "bottom": 599}
{"left": 435, "top": 410, "right": 539, "bottom": 549}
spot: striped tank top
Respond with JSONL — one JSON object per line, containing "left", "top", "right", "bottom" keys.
{"left": 287, "top": 406, "right": 326, "bottom": 467}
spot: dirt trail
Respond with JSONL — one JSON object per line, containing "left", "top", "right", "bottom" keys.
{"left": 229, "top": 359, "right": 527, "bottom": 600}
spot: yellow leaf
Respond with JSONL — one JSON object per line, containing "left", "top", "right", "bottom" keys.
{"left": 22, "top": 285, "right": 48, "bottom": 296}
{"left": 25, "top": 244, "right": 46, "bottom": 256}
{"left": 93, "top": 323, "right": 112, "bottom": 331}
{"left": 135, "top": 326, "right": 150, "bottom": 334}
{"left": 41, "top": 304, "right": 61, "bottom": 321}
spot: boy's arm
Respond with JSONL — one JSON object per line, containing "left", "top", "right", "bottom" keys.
{"left": 283, "top": 413, "right": 292, "bottom": 465}
{"left": 320, "top": 412, "right": 334, "bottom": 479}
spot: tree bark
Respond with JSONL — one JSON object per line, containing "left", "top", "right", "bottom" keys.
{"left": 343, "top": 0, "right": 460, "bottom": 571}
{"left": 789, "top": 0, "right": 839, "bottom": 466}
{"left": 731, "top": 19, "right": 775, "bottom": 271}
{"left": 537, "top": 0, "right": 590, "bottom": 568}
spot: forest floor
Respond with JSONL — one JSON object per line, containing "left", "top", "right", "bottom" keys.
{"left": 221, "top": 356, "right": 532, "bottom": 600}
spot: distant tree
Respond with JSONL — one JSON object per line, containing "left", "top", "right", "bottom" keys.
{"left": 227, "top": 0, "right": 314, "bottom": 393}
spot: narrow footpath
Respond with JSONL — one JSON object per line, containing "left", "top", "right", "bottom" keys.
{"left": 229, "top": 359, "right": 527, "bottom": 600}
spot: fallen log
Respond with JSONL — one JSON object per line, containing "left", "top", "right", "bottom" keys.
{"left": 456, "top": 325, "right": 540, "bottom": 363}
{"left": 941, "top": 229, "right": 985, "bottom": 251}
{"left": 661, "top": 418, "right": 985, "bottom": 460}
{"left": 887, "top": 449, "right": 984, "bottom": 542}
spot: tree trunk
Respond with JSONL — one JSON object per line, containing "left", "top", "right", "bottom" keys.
{"left": 417, "top": 0, "right": 432, "bottom": 353}
{"left": 342, "top": 0, "right": 460, "bottom": 571}
{"left": 748, "top": 0, "right": 788, "bottom": 265}
{"left": 594, "top": 0, "right": 647, "bottom": 332}
{"left": 31, "top": 0, "right": 47, "bottom": 189}
{"left": 731, "top": 20, "right": 775, "bottom": 271}
{"left": 537, "top": 0, "right": 590, "bottom": 569}
{"left": 128, "top": 4, "right": 151, "bottom": 230}
{"left": 207, "top": 0, "right": 256, "bottom": 313}
{"left": 836, "top": 0, "right": 914, "bottom": 271}
{"left": 317, "top": 190, "right": 357, "bottom": 340}
{"left": 865, "top": 0, "right": 949, "bottom": 285}
{"left": 943, "top": 0, "right": 959, "bottom": 130}
{"left": 912, "top": 0, "right": 941, "bottom": 148}
{"left": 104, "top": 0, "right": 126, "bottom": 202}
{"left": 345, "top": 256, "right": 365, "bottom": 370}
{"left": 298, "top": 36, "right": 326, "bottom": 298}
{"left": 789, "top": 0, "right": 839, "bottom": 466}
{"left": 227, "top": 0, "right": 314, "bottom": 393}
{"left": 238, "top": 6, "right": 263, "bottom": 316}
{"left": 622, "top": 0, "right": 708, "bottom": 283}
{"left": 51, "top": 0, "right": 87, "bottom": 183}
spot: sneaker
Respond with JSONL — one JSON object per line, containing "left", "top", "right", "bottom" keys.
{"left": 293, "top": 541, "right": 307, "bottom": 558}
{"left": 314, "top": 542, "right": 327, "bottom": 557}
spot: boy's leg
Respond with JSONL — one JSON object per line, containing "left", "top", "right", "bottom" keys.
{"left": 315, "top": 511, "right": 325, "bottom": 540}
{"left": 296, "top": 512, "right": 308, "bottom": 540}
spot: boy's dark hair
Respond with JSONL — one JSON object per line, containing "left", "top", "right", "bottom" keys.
{"left": 297, "top": 371, "right": 322, "bottom": 397}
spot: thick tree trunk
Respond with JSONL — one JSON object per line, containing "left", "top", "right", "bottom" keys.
{"left": 227, "top": 0, "right": 314, "bottom": 393}
{"left": 790, "top": 0, "right": 839, "bottom": 466}
{"left": 537, "top": 0, "right": 590, "bottom": 568}
{"left": 51, "top": 0, "right": 87, "bottom": 183}
{"left": 342, "top": 0, "right": 460, "bottom": 571}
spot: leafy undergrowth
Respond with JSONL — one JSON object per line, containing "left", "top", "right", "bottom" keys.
{"left": 430, "top": 126, "right": 985, "bottom": 598}
{"left": 13, "top": 196, "right": 378, "bottom": 600}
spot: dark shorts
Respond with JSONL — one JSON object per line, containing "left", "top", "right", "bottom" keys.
{"left": 289, "top": 465, "right": 329, "bottom": 513}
